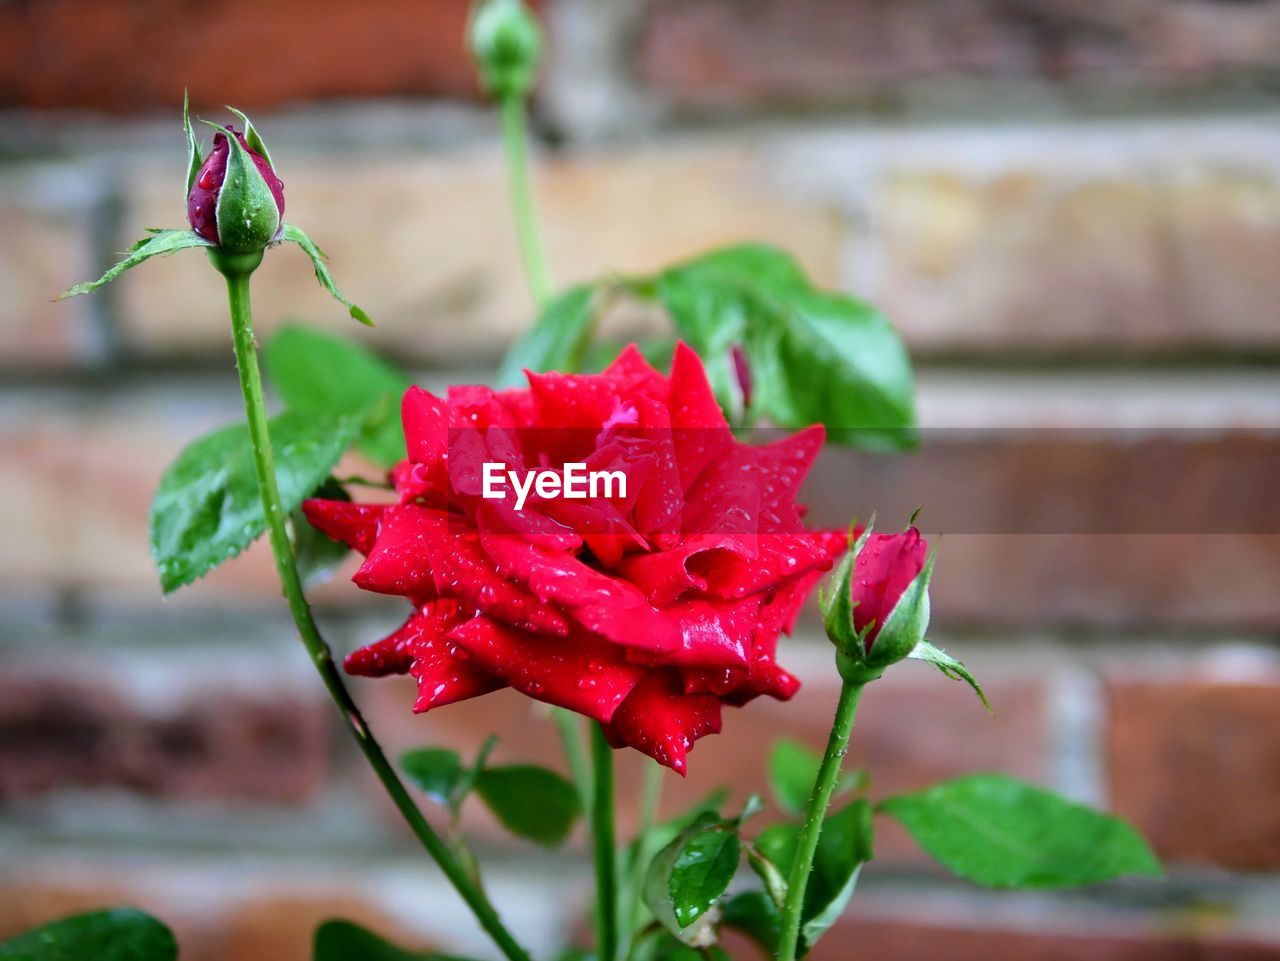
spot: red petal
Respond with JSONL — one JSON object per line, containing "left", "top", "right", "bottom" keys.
{"left": 852, "top": 527, "right": 928, "bottom": 644}
{"left": 354, "top": 506, "right": 569, "bottom": 636}
{"left": 449, "top": 616, "right": 644, "bottom": 723}
{"left": 402, "top": 387, "right": 448, "bottom": 464}
{"left": 602, "top": 670, "right": 723, "bottom": 775}
{"left": 302, "top": 500, "right": 385, "bottom": 555}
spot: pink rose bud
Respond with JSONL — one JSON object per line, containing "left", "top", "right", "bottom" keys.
{"left": 187, "top": 122, "right": 285, "bottom": 253}
{"left": 821, "top": 524, "right": 933, "bottom": 683}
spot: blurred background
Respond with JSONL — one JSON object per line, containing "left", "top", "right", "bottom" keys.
{"left": 2, "top": 1, "right": 1279, "bottom": 959}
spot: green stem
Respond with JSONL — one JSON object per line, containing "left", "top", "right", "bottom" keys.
{"left": 626, "top": 760, "right": 664, "bottom": 943}
{"left": 591, "top": 724, "right": 619, "bottom": 961}
{"left": 221, "top": 268, "right": 533, "bottom": 961}
{"left": 777, "top": 680, "right": 865, "bottom": 961}
{"left": 500, "top": 94, "right": 553, "bottom": 306}
{"left": 552, "top": 707, "right": 592, "bottom": 810}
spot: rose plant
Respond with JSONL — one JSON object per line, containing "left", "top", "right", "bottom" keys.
{"left": 13, "top": 3, "right": 1161, "bottom": 960}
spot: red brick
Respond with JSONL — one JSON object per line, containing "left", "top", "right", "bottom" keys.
{"left": 0, "top": 0, "right": 515, "bottom": 112}
{"left": 799, "top": 912, "right": 1280, "bottom": 961}
{"left": 1106, "top": 672, "right": 1280, "bottom": 871}
{"left": 0, "top": 672, "right": 331, "bottom": 803}
{"left": 638, "top": 0, "right": 1280, "bottom": 108}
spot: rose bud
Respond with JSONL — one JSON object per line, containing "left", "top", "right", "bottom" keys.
{"left": 468, "top": 0, "right": 542, "bottom": 100}
{"left": 821, "top": 523, "right": 933, "bottom": 683}
{"left": 187, "top": 113, "right": 285, "bottom": 255}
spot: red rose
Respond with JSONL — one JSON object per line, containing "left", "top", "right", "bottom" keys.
{"left": 304, "top": 344, "right": 844, "bottom": 774}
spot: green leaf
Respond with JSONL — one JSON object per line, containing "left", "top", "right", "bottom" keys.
{"left": 656, "top": 244, "right": 916, "bottom": 450}
{"left": 281, "top": 223, "right": 373, "bottom": 326}
{"left": 909, "top": 638, "right": 991, "bottom": 712}
{"left": 879, "top": 774, "right": 1162, "bottom": 889}
{"left": 475, "top": 764, "right": 581, "bottom": 846}
{"left": 400, "top": 747, "right": 466, "bottom": 808}
{"left": 644, "top": 813, "right": 741, "bottom": 939}
{"left": 291, "top": 477, "right": 351, "bottom": 587}
{"left": 263, "top": 325, "right": 413, "bottom": 468}
{"left": 752, "top": 800, "right": 874, "bottom": 952}
{"left": 720, "top": 890, "right": 781, "bottom": 957}
{"left": 497, "top": 284, "right": 597, "bottom": 387}
{"left": 0, "top": 908, "right": 177, "bottom": 961}
{"left": 767, "top": 740, "right": 868, "bottom": 816}
{"left": 183, "top": 90, "right": 202, "bottom": 198}
{"left": 313, "top": 920, "right": 476, "bottom": 961}
{"left": 150, "top": 410, "right": 361, "bottom": 593}
{"left": 59, "top": 229, "right": 212, "bottom": 299}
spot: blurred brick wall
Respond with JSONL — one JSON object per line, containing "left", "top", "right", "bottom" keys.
{"left": 2, "top": 1, "right": 1280, "bottom": 959}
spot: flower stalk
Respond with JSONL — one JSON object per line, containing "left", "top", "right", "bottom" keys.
{"left": 592, "top": 723, "right": 620, "bottom": 961}
{"left": 776, "top": 679, "right": 866, "bottom": 961}
{"left": 220, "top": 263, "right": 533, "bottom": 961}
{"left": 501, "top": 94, "right": 553, "bottom": 306}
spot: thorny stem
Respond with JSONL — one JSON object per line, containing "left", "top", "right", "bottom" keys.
{"left": 777, "top": 679, "right": 865, "bottom": 961}
{"left": 221, "top": 266, "right": 534, "bottom": 961}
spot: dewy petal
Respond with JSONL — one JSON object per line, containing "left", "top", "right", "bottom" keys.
{"left": 302, "top": 499, "right": 385, "bottom": 555}
{"left": 449, "top": 616, "right": 644, "bottom": 723}
{"left": 402, "top": 387, "right": 449, "bottom": 464}
{"left": 355, "top": 505, "right": 569, "bottom": 636}
{"left": 602, "top": 670, "right": 723, "bottom": 776}
{"left": 602, "top": 343, "right": 668, "bottom": 401}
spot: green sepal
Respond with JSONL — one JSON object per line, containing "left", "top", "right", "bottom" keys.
{"left": 281, "top": 223, "right": 374, "bottom": 326}
{"left": 818, "top": 520, "right": 875, "bottom": 662}
{"left": 227, "top": 106, "right": 274, "bottom": 167}
{"left": 59, "top": 228, "right": 212, "bottom": 299}
{"left": 909, "top": 638, "right": 992, "bottom": 712}
{"left": 202, "top": 120, "right": 281, "bottom": 254}
{"left": 183, "top": 90, "right": 202, "bottom": 198}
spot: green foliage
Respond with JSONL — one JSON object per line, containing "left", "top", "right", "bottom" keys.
{"left": 280, "top": 223, "right": 373, "bottom": 326}
{"left": 879, "top": 774, "right": 1162, "bottom": 888}
{"left": 752, "top": 800, "right": 874, "bottom": 951}
{"left": 767, "top": 739, "right": 868, "bottom": 816}
{"left": 400, "top": 748, "right": 467, "bottom": 808}
{"left": 644, "top": 812, "right": 741, "bottom": 941}
{"left": 263, "top": 324, "right": 413, "bottom": 467}
{"left": 629, "top": 929, "right": 731, "bottom": 961}
{"left": 496, "top": 245, "right": 917, "bottom": 449}
{"left": 149, "top": 411, "right": 360, "bottom": 593}
{"left": 313, "top": 920, "right": 477, "bottom": 961}
{"left": 401, "top": 744, "right": 580, "bottom": 846}
{"left": 475, "top": 765, "right": 582, "bottom": 847}
{"left": 0, "top": 908, "right": 176, "bottom": 961}
{"left": 59, "top": 229, "right": 211, "bottom": 299}
{"left": 497, "top": 284, "right": 597, "bottom": 387}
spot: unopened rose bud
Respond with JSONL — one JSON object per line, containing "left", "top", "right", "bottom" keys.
{"left": 469, "top": 0, "right": 542, "bottom": 100}
{"left": 821, "top": 524, "right": 932, "bottom": 683}
{"left": 187, "top": 120, "right": 285, "bottom": 254}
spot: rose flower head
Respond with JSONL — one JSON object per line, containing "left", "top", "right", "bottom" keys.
{"left": 187, "top": 114, "right": 285, "bottom": 253}
{"left": 305, "top": 344, "right": 846, "bottom": 774}
{"left": 821, "top": 522, "right": 932, "bottom": 683}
